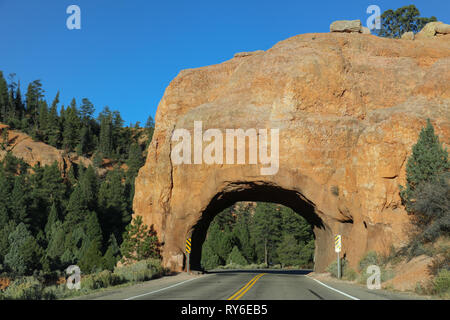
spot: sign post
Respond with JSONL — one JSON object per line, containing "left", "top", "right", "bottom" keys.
{"left": 186, "top": 237, "right": 191, "bottom": 273}
{"left": 335, "top": 235, "right": 341, "bottom": 279}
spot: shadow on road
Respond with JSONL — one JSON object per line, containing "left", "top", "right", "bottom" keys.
{"left": 206, "top": 269, "right": 313, "bottom": 275}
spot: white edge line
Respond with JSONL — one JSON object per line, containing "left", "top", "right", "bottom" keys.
{"left": 306, "top": 275, "right": 360, "bottom": 300}
{"left": 124, "top": 276, "right": 203, "bottom": 300}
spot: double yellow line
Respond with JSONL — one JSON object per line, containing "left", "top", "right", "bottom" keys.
{"left": 227, "top": 273, "right": 265, "bottom": 300}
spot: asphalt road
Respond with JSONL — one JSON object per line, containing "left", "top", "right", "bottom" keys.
{"left": 76, "top": 269, "right": 427, "bottom": 300}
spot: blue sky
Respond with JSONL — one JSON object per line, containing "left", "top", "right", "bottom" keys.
{"left": 0, "top": 0, "right": 448, "bottom": 125}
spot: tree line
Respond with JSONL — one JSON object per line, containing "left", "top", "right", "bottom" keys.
{"left": 0, "top": 71, "right": 158, "bottom": 278}
{"left": 0, "top": 71, "right": 155, "bottom": 162}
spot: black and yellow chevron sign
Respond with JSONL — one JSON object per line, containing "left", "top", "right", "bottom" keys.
{"left": 186, "top": 238, "right": 191, "bottom": 254}
{"left": 335, "top": 235, "right": 341, "bottom": 253}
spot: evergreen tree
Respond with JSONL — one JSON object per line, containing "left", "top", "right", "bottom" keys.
{"left": 98, "top": 168, "right": 129, "bottom": 242}
{"left": 5, "top": 223, "right": 43, "bottom": 275}
{"left": 145, "top": 115, "right": 155, "bottom": 147}
{"left": 102, "top": 234, "right": 120, "bottom": 271}
{"left": 0, "top": 71, "right": 9, "bottom": 122}
{"left": 78, "top": 213, "right": 103, "bottom": 273}
{"left": 232, "top": 205, "right": 255, "bottom": 263}
{"left": 37, "top": 100, "right": 49, "bottom": 140}
{"left": 400, "top": 119, "right": 449, "bottom": 210}
{"left": 98, "top": 107, "right": 113, "bottom": 156}
{"left": 25, "top": 80, "right": 44, "bottom": 129}
{"left": 206, "top": 221, "right": 234, "bottom": 264}
{"left": 45, "top": 203, "right": 59, "bottom": 240}
{"left": 62, "top": 99, "right": 80, "bottom": 151}
{"left": 9, "top": 175, "right": 29, "bottom": 225}
{"left": 200, "top": 238, "right": 220, "bottom": 270}
{"left": 47, "top": 92, "right": 61, "bottom": 147}
{"left": 251, "top": 203, "right": 282, "bottom": 265}
{"left": 226, "top": 246, "right": 248, "bottom": 266}
{"left": 276, "top": 234, "right": 301, "bottom": 267}
{"left": 0, "top": 221, "right": 15, "bottom": 266}
{"left": 120, "top": 216, "right": 160, "bottom": 263}
{"left": 126, "top": 143, "right": 144, "bottom": 179}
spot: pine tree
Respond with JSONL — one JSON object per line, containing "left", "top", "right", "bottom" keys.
{"left": 9, "top": 175, "right": 29, "bottom": 225}
{"left": 78, "top": 213, "right": 104, "bottom": 273}
{"left": 0, "top": 71, "right": 9, "bottom": 123}
{"left": 232, "top": 205, "right": 254, "bottom": 263}
{"left": 98, "top": 168, "right": 129, "bottom": 241}
{"left": 126, "top": 143, "right": 144, "bottom": 179}
{"left": 226, "top": 246, "right": 247, "bottom": 266}
{"left": 5, "top": 223, "right": 43, "bottom": 275}
{"left": 45, "top": 203, "right": 59, "bottom": 240}
{"left": 47, "top": 92, "right": 61, "bottom": 147}
{"left": 62, "top": 99, "right": 80, "bottom": 151}
{"left": 25, "top": 80, "right": 44, "bottom": 129}
{"left": 120, "top": 216, "right": 160, "bottom": 263}
{"left": 145, "top": 115, "right": 155, "bottom": 147}
{"left": 200, "top": 240, "right": 220, "bottom": 270}
{"left": 400, "top": 119, "right": 449, "bottom": 210}
{"left": 37, "top": 100, "right": 49, "bottom": 140}
{"left": 276, "top": 234, "right": 301, "bottom": 267}
{"left": 98, "top": 107, "right": 113, "bottom": 156}
{"left": 102, "top": 234, "right": 120, "bottom": 271}
{"left": 251, "top": 203, "right": 282, "bottom": 265}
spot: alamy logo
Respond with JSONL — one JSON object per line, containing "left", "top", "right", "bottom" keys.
{"left": 171, "top": 121, "right": 279, "bottom": 175}
{"left": 66, "top": 265, "right": 81, "bottom": 290}
{"left": 366, "top": 265, "right": 381, "bottom": 290}
{"left": 66, "top": 5, "right": 81, "bottom": 30}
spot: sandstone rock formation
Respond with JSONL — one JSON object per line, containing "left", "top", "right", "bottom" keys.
{"left": 0, "top": 123, "right": 92, "bottom": 174}
{"left": 416, "top": 21, "right": 450, "bottom": 39}
{"left": 133, "top": 32, "right": 450, "bottom": 272}
{"left": 401, "top": 31, "right": 415, "bottom": 40}
{"left": 361, "top": 27, "right": 371, "bottom": 35}
{"left": 330, "top": 20, "right": 362, "bottom": 33}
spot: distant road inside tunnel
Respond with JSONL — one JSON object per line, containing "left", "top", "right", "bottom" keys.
{"left": 75, "top": 269, "right": 426, "bottom": 300}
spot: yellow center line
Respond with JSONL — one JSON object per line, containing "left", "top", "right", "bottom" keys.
{"left": 227, "top": 273, "right": 265, "bottom": 300}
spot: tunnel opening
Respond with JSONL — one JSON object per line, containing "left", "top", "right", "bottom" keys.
{"left": 189, "top": 183, "right": 327, "bottom": 271}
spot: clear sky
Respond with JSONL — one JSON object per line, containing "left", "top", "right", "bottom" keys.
{"left": 0, "top": 0, "right": 448, "bottom": 125}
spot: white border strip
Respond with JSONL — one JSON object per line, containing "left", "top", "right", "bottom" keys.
{"left": 306, "top": 276, "right": 360, "bottom": 300}
{"left": 124, "top": 277, "right": 202, "bottom": 300}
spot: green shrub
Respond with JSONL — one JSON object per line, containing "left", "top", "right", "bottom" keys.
{"left": 358, "top": 251, "right": 379, "bottom": 272}
{"left": 113, "top": 258, "right": 163, "bottom": 283}
{"left": 343, "top": 267, "right": 358, "bottom": 281}
{"left": 3, "top": 277, "right": 45, "bottom": 300}
{"left": 82, "top": 270, "right": 124, "bottom": 290}
{"left": 327, "top": 259, "right": 347, "bottom": 278}
{"left": 357, "top": 251, "right": 396, "bottom": 284}
{"left": 432, "top": 269, "right": 450, "bottom": 297}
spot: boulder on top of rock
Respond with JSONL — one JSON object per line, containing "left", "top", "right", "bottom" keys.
{"left": 416, "top": 21, "right": 450, "bottom": 39}
{"left": 234, "top": 50, "right": 265, "bottom": 58}
{"left": 330, "top": 20, "right": 362, "bottom": 33}
{"left": 436, "top": 23, "right": 450, "bottom": 34}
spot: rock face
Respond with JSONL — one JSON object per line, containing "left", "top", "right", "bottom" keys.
{"left": 330, "top": 20, "right": 362, "bottom": 33}
{"left": 133, "top": 32, "right": 450, "bottom": 272}
{"left": 416, "top": 21, "right": 450, "bottom": 39}
{"left": 401, "top": 31, "right": 415, "bottom": 40}
{"left": 0, "top": 124, "right": 92, "bottom": 173}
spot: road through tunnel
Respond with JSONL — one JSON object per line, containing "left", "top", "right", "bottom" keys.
{"left": 188, "top": 183, "right": 334, "bottom": 272}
